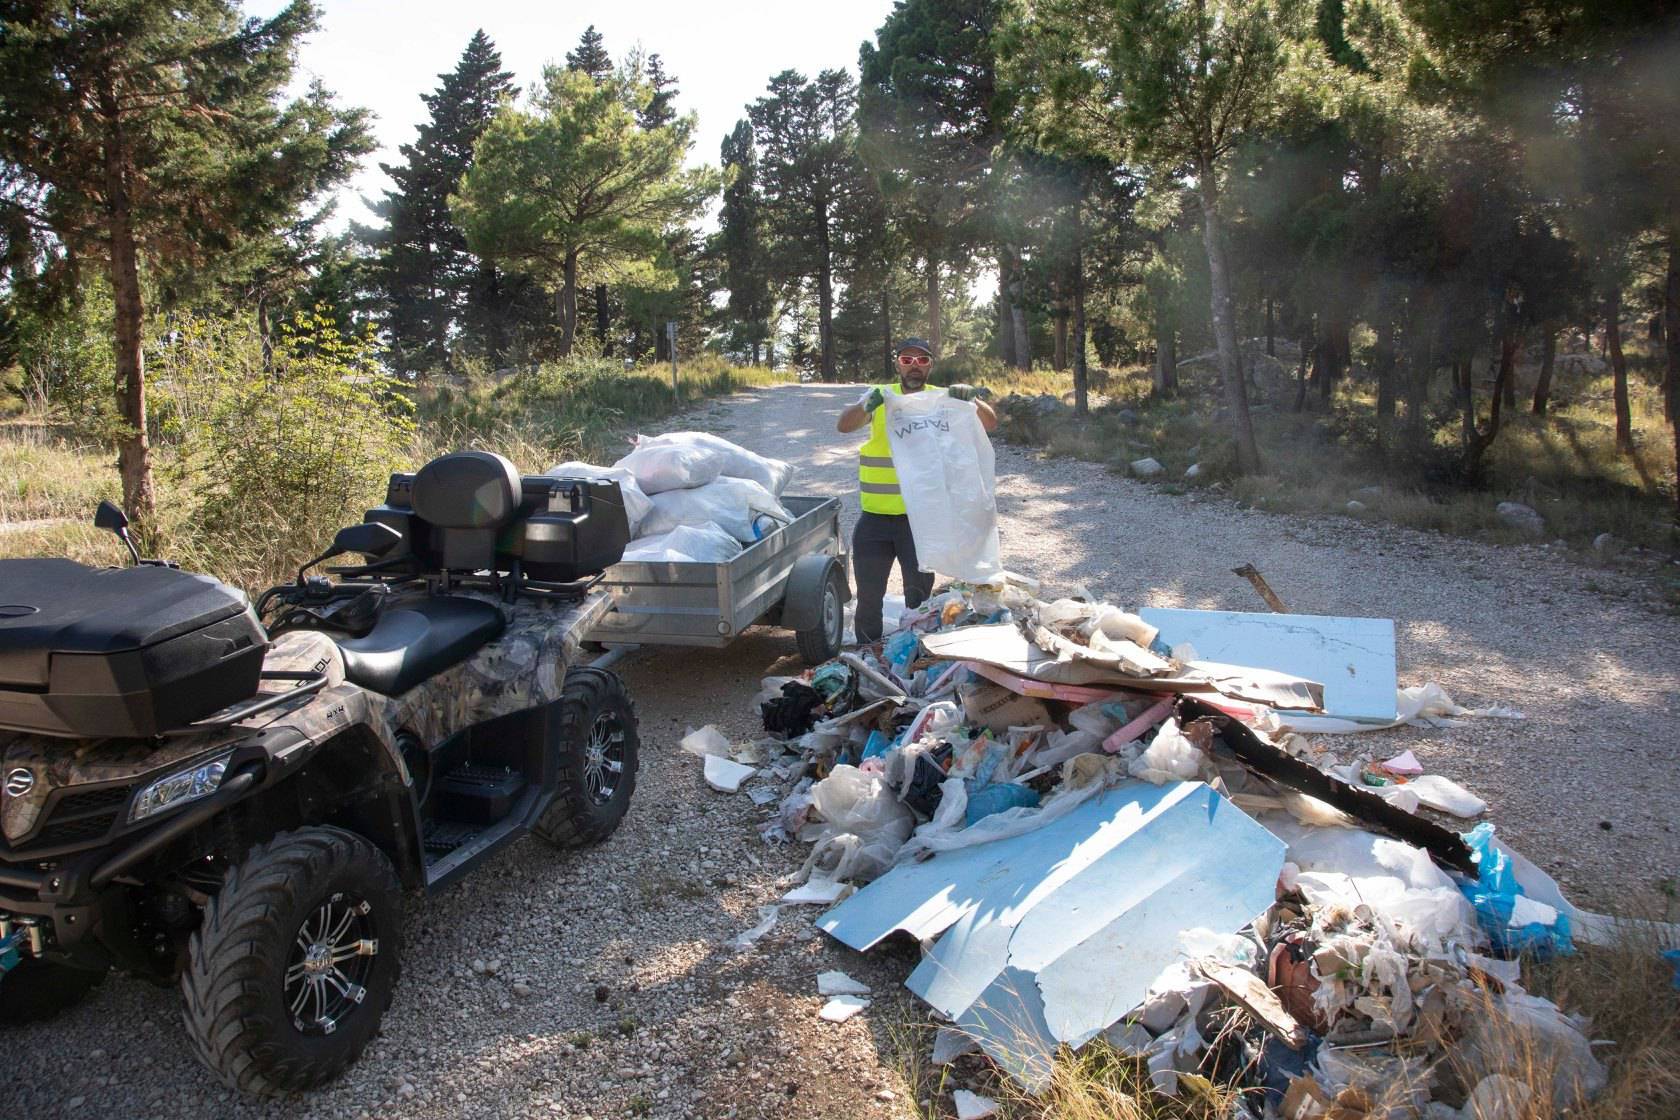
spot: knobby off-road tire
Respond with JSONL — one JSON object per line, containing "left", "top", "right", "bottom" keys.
{"left": 181, "top": 826, "right": 403, "bottom": 1095}
{"left": 795, "top": 562, "right": 846, "bottom": 665}
{"left": 0, "top": 959, "right": 105, "bottom": 1025}
{"left": 534, "top": 666, "right": 639, "bottom": 849}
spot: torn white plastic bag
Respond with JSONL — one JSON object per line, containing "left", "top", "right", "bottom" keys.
{"left": 883, "top": 390, "right": 1001, "bottom": 583}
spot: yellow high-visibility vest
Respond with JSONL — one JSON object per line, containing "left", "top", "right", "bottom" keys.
{"left": 858, "top": 383, "right": 942, "bottom": 515}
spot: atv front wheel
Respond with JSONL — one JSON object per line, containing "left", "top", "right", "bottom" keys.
{"left": 534, "top": 666, "right": 640, "bottom": 848}
{"left": 0, "top": 959, "right": 105, "bottom": 1025}
{"left": 181, "top": 827, "right": 403, "bottom": 1094}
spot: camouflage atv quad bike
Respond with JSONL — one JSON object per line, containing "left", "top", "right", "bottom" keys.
{"left": 0, "top": 451, "right": 640, "bottom": 1094}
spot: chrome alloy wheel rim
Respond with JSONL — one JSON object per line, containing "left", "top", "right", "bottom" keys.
{"left": 583, "top": 712, "right": 627, "bottom": 806}
{"left": 823, "top": 583, "right": 841, "bottom": 646}
{"left": 284, "top": 891, "right": 378, "bottom": 1036}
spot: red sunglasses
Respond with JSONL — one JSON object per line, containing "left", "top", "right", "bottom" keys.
{"left": 897, "top": 353, "right": 931, "bottom": 367}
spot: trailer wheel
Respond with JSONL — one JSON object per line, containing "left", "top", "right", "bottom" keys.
{"left": 0, "top": 959, "right": 105, "bottom": 1025}
{"left": 535, "top": 667, "right": 640, "bottom": 848}
{"left": 794, "top": 559, "right": 847, "bottom": 665}
{"left": 181, "top": 826, "right": 402, "bottom": 1094}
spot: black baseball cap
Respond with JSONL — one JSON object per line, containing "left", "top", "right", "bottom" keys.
{"left": 894, "top": 337, "right": 933, "bottom": 357}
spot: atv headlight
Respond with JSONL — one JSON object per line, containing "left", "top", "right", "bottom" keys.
{"left": 129, "top": 754, "right": 232, "bottom": 823}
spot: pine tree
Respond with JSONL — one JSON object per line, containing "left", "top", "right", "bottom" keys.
{"left": 453, "top": 66, "right": 719, "bottom": 357}
{"left": 717, "top": 120, "right": 773, "bottom": 363}
{"left": 369, "top": 29, "right": 515, "bottom": 371}
{"left": 750, "top": 70, "right": 862, "bottom": 380}
{"left": 859, "top": 0, "right": 1003, "bottom": 359}
{"left": 0, "top": 0, "right": 372, "bottom": 524}
{"left": 640, "top": 54, "right": 681, "bottom": 129}
{"left": 566, "top": 25, "right": 614, "bottom": 82}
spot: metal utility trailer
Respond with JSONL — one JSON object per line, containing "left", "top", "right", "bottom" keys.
{"left": 584, "top": 495, "right": 850, "bottom": 665}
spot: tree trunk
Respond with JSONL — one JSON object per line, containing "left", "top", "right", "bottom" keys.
{"left": 881, "top": 288, "right": 893, "bottom": 382}
{"left": 103, "top": 96, "right": 154, "bottom": 529}
{"left": 1198, "top": 173, "right": 1261, "bottom": 473}
{"left": 557, "top": 251, "right": 579, "bottom": 356}
{"left": 256, "top": 296, "right": 274, "bottom": 375}
{"left": 1405, "top": 302, "right": 1435, "bottom": 453}
{"left": 925, "top": 252, "right": 941, "bottom": 358}
{"left": 1265, "top": 295, "right": 1275, "bottom": 358}
{"left": 594, "top": 284, "right": 611, "bottom": 354}
{"left": 1374, "top": 311, "right": 1396, "bottom": 452}
{"left": 817, "top": 217, "right": 835, "bottom": 380}
{"left": 1606, "top": 285, "right": 1633, "bottom": 453}
{"left": 1011, "top": 301, "right": 1030, "bottom": 372}
{"left": 1053, "top": 312, "right": 1068, "bottom": 372}
{"left": 1532, "top": 328, "right": 1557, "bottom": 415}
{"left": 1664, "top": 228, "right": 1679, "bottom": 523}
{"left": 1155, "top": 310, "right": 1177, "bottom": 396}
{"left": 995, "top": 286, "right": 1014, "bottom": 369}
{"left": 1072, "top": 197, "right": 1088, "bottom": 417}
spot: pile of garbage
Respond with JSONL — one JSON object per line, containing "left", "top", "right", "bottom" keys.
{"left": 549, "top": 432, "right": 795, "bottom": 564}
{"left": 687, "top": 573, "right": 1641, "bottom": 1118}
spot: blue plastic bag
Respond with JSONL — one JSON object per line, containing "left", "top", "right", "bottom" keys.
{"left": 964, "top": 781, "right": 1040, "bottom": 825}
{"left": 1663, "top": 949, "right": 1680, "bottom": 990}
{"left": 884, "top": 629, "right": 920, "bottom": 674}
{"left": 861, "top": 730, "right": 892, "bottom": 761}
{"left": 1458, "top": 822, "right": 1574, "bottom": 957}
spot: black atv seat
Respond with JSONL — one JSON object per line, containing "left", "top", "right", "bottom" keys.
{"left": 336, "top": 596, "right": 506, "bottom": 696}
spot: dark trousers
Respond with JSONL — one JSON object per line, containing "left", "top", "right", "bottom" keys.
{"left": 852, "top": 512, "right": 935, "bottom": 643}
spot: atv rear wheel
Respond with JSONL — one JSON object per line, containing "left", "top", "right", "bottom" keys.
{"left": 0, "top": 959, "right": 105, "bottom": 1025}
{"left": 181, "top": 826, "right": 402, "bottom": 1094}
{"left": 534, "top": 666, "right": 639, "bottom": 848}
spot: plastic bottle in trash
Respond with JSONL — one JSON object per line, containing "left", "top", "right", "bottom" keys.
{"left": 752, "top": 514, "right": 779, "bottom": 540}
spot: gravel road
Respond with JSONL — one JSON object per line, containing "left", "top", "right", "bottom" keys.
{"left": 6, "top": 382, "right": 1678, "bottom": 1119}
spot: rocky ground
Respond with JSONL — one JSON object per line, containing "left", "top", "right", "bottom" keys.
{"left": 6, "top": 382, "right": 1678, "bottom": 1119}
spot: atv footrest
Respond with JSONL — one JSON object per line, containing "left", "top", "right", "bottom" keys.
{"left": 434, "top": 763, "right": 526, "bottom": 826}
{"left": 421, "top": 820, "right": 481, "bottom": 859}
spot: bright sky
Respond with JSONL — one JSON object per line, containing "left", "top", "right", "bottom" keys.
{"left": 244, "top": 0, "right": 900, "bottom": 229}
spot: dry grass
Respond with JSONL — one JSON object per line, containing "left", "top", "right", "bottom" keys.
{"left": 0, "top": 357, "right": 792, "bottom": 591}
{"left": 880, "top": 912, "right": 1680, "bottom": 1120}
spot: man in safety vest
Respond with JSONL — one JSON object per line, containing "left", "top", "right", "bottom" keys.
{"left": 836, "top": 338, "right": 998, "bottom": 644}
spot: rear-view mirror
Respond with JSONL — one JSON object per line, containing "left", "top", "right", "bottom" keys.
{"left": 94, "top": 500, "right": 128, "bottom": 531}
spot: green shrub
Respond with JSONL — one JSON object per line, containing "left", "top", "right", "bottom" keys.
{"left": 159, "top": 310, "right": 415, "bottom": 588}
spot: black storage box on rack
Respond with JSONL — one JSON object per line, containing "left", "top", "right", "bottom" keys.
{"left": 0, "top": 560, "right": 268, "bottom": 739}
{"left": 364, "top": 471, "right": 629, "bottom": 582}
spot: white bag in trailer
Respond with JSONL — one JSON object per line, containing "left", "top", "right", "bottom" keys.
{"left": 883, "top": 391, "right": 1002, "bottom": 583}
{"left": 545, "top": 461, "right": 653, "bottom": 535}
{"left": 613, "top": 438, "right": 727, "bottom": 494}
{"left": 635, "top": 431, "right": 795, "bottom": 495}
{"left": 640, "top": 476, "right": 792, "bottom": 544}
{"left": 620, "top": 522, "right": 743, "bottom": 564}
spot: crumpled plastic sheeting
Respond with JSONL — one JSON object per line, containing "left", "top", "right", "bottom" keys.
{"left": 892, "top": 772, "right": 1107, "bottom": 864}
{"left": 1128, "top": 718, "right": 1210, "bottom": 785}
{"left": 797, "top": 765, "right": 914, "bottom": 883}
{"left": 1267, "top": 817, "right": 1482, "bottom": 952}
{"left": 1453, "top": 990, "right": 1608, "bottom": 1110}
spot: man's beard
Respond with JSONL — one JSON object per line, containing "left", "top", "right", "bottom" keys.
{"left": 900, "top": 371, "right": 928, "bottom": 391}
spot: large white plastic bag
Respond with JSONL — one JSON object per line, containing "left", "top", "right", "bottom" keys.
{"left": 883, "top": 391, "right": 1002, "bottom": 583}
{"left": 613, "top": 437, "right": 727, "bottom": 494}
{"left": 634, "top": 431, "right": 794, "bottom": 496}
{"left": 639, "top": 476, "right": 791, "bottom": 544}
{"left": 620, "top": 522, "right": 742, "bottom": 564}
{"left": 545, "top": 460, "right": 653, "bottom": 535}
